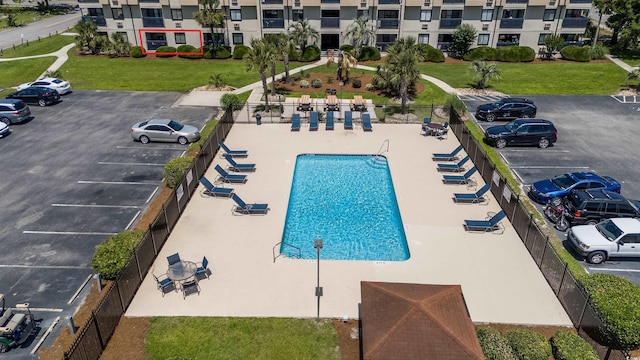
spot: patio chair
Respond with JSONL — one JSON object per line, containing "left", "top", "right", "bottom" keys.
{"left": 326, "top": 111, "right": 334, "bottom": 130}
{"left": 224, "top": 155, "right": 256, "bottom": 172}
{"left": 436, "top": 122, "right": 450, "bottom": 140}
{"left": 291, "top": 113, "right": 301, "bottom": 131}
{"left": 199, "top": 176, "right": 234, "bottom": 197}
{"left": 344, "top": 111, "right": 353, "bottom": 130}
{"left": 215, "top": 165, "right": 248, "bottom": 184}
{"left": 153, "top": 274, "right": 176, "bottom": 296}
{"left": 437, "top": 156, "right": 470, "bottom": 172}
{"left": 167, "top": 253, "right": 181, "bottom": 266}
{"left": 463, "top": 210, "right": 506, "bottom": 233}
{"left": 423, "top": 117, "right": 432, "bottom": 125}
{"left": 362, "top": 113, "right": 372, "bottom": 132}
{"left": 181, "top": 277, "right": 200, "bottom": 299}
{"left": 453, "top": 184, "right": 491, "bottom": 204}
{"left": 432, "top": 145, "right": 464, "bottom": 162}
{"left": 309, "top": 112, "right": 319, "bottom": 131}
{"left": 442, "top": 167, "right": 477, "bottom": 185}
{"left": 231, "top": 194, "right": 270, "bottom": 215}
{"left": 219, "top": 142, "right": 248, "bottom": 157}
{"left": 421, "top": 118, "right": 433, "bottom": 136}
{"left": 195, "top": 256, "right": 211, "bottom": 280}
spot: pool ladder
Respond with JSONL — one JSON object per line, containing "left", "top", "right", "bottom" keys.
{"left": 377, "top": 139, "right": 390, "bottom": 156}
{"left": 272, "top": 242, "right": 302, "bottom": 263}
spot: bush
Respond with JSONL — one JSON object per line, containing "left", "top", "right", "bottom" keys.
{"left": 163, "top": 156, "right": 194, "bottom": 189}
{"left": 497, "top": 46, "right": 535, "bottom": 62}
{"left": 211, "top": 45, "right": 232, "bottom": 59}
{"left": 221, "top": 93, "right": 243, "bottom": 110}
{"left": 92, "top": 230, "right": 145, "bottom": 279}
{"left": 352, "top": 79, "right": 362, "bottom": 88}
{"left": 131, "top": 46, "right": 145, "bottom": 58}
{"left": 177, "top": 45, "right": 203, "bottom": 59}
{"left": 587, "top": 44, "right": 608, "bottom": 60}
{"left": 311, "top": 79, "right": 322, "bottom": 88}
{"left": 550, "top": 330, "right": 598, "bottom": 360}
{"left": 464, "top": 46, "right": 499, "bottom": 61}
{"left": 155, "top": 45, "right": 177, "bottom": 58}
{"left": 476, "top": 326, "right": 517, "bottom": 360}
{"left": 560, "top": 45, "right": 591, "bottom": 62}
{"left": 233, "top": 44, "right": 250, "bottom": 60}
{"left": 365, "top": 83, "right": 375, "bottom": 91}
{"left": 359, "top": 46, "right": 381, "bottom": 61}
{"left": 505, "top": 329, "right": 551, "bottom": 360}
{"left": 415, "top": 44, "right": 445, "bottom": 63}
{"left": 300, "top": 45, "right": 321, "bottom": 62}
{"left": 339, "top": 44, "right": 354, "bottom": 53}
{"left": 300, "top": 80, "right": 309, "bottom": 88}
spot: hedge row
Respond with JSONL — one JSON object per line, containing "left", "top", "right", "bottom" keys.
{"left": 91, "top": 230, "right": 145, "bottom": 279}
{"left": 464, "top": 46, "right": 535, "bottom": 62}
{"left": 415, "top": 44, "right": 445, "bottom": 63}
{"left": 560, "top": 45, "right": 591, "bottom": 62}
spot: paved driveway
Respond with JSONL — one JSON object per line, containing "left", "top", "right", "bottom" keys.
{"left": 0, "top": 91, "right": 215, "bottom": 359}
{"left": 464, "top": 95, "right": 640, "bottom": 286}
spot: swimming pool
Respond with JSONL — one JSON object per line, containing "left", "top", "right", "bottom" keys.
{"left": 281, "top": 154, "right": 409, "bottom": 261}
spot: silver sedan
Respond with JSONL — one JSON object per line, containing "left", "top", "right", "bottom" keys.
{"left": 130, "top": 119, "right": 200, "bottom": 145}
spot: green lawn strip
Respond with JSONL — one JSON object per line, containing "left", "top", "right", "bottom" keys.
{"left": 236, "top": 90, "right": 251, "bottom": 104}
{"left": 188, "top": 118, "right": 219, "bottom": 152}
{"left": 145, "top": 317, "right": 339, "bottom": 360}
{"left": 0, "top": 11, "right": 54, "bottom": 29}
{"left": 609, "top": 49, "right": 640, "bottom": 67}
{"left": 418, "top": 62, "right": 628, "bottom": 95}
{"left": 0, "top": 57, "right": 56, "bottom": 89}
{"left": 0, "top": 35, "right": 75, "bottom": 58}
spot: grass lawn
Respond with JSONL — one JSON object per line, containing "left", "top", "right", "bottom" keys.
{"left": 0, "top": 57, "right": 56, "bottom": 90}
{"left": 145, "top": 317, "right": 339, "bottom": 360}
{"left": 0, "top": 34, "right": 75, "bottom": 58}
{"left": 418, "top": 61, "right": 629, "bottom": 95}
{"left": 0, "top": 10, "right": 54, "bottom": 29}
{"left": 609, "top": 49, "right": 640, "bottom": 67}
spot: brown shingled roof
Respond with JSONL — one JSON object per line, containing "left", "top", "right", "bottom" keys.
{"left": 361, "top": 281, "right": 485, "bottom": 360}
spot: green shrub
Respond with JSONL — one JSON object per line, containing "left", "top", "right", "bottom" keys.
{"left": 300, "top": 80, "right": 309, "bottom": 88}
{"left": 211, "top": 45, "right": 232, "bottom": 59}
{"left": 365, "top": 83, "right": 375, "bottom": 91}
{"left": 505, "top": 329, "right": 551, "bottom": 360}
{"left": 359, "top": 46, "right": 381, "bottom": 61}
{"left": 415, "top": 44, "right": 445, "bottom": 63}
{"left": 221, "top": 93, "right": 243, "bottom": 110}
{"left": 311, "top": 78, "right": 322, "bottom": 88}
{"left": 560, "top": 45, "right": 591, "bottom": 62}
{"left": 91, "top": 230, "right": 145, "bottom": 279}
{"left": 497, "top": 46, "right": 535, "bottom": 62}
{"left": 177, "top": 45, "right": 203, "bottom": 59}
{"left": 587, "top": 44, "right": 608, "bottom": 60}
{"left": 155, "top": 45, "right": 177, "bottom": 58}
{"left": 163, "top": 157, "right": 194, "bottom": 189}
{"left": 339, "top": 44, "right": 354, "bottom": 53}
{"left": 464, "top": 46, "right": 499, "bottom": 61}
{"left": 352, "top": 79, "right": 362, "bottom": 88}
{"left": 131, "top": 46, "right": 145, "bottom": 58}
{"left": 476, "top": 326, "right": 517, "bottom": 360}
{"left": 582, "top": 273, "right": 640, "bottom": 350}
{"left": 550, "top": 330, "right": 598, "bottom": 360}
{"left": 233, "top": 45, "right": 250, "bottom": 59}
{"left": 300, "top": 45, "right": 321, "bottom": 62}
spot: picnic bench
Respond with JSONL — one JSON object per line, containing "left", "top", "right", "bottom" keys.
{"left": 297, "top": 95, "right": 313, "bottom": 112}
{"left": 324, "top": 94, "right": 339, "bottom": 111}
{"left": 350, "top": 95, "right": 367, "bottom": 112}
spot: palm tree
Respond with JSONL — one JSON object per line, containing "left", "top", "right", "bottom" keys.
{"left": 75, "top": 20, "right": 98, "bottom": 52}
{"left": 267, "top": 33, "right": 298, "bottom": 83}
{"left": 245, "top": 39, "right": 276, "bottom": 109}
{"left": 193, "top": 0, "right": 226, "bottom": 47}
{"left": 384, "top": 37, "right": 423, "bottom": 113}
{"left": 470, "top": 60, "right": 501, "bottom": 89}
{"left": 108, "top": 32, "right": 131, "bottom": 57}
{"left": 625, "top": 66, "right": 640, "bottom": 88}
{"left": 288, "top": 19, "right": 319, "bottom": 52}
{"left": 345, "top": 15, "right": 376, "bottom": 59}
{"left": 327, "top": 49, "right": 358, "bottom": 82}
{"left": 209, "top": 73, "right": 225, "bottom": 88}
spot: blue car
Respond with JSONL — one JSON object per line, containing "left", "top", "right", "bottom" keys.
{"left": 528, "top": 172, "right": 621, "bottom": 205}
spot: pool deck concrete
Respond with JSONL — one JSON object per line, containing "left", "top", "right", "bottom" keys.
{"left": 126, "top": 122, "right": 572, "bottom": 326}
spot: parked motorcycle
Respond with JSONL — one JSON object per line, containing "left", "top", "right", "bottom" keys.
{"left": 543, "top": 199, "right": 570, "bottom": 231}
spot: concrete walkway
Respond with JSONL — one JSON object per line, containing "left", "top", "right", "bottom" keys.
{"left": 0, "top": 37, "right": 76, "bottom": 81}
{"left": 606, "top": 54, "right": 639, "bottom": 73}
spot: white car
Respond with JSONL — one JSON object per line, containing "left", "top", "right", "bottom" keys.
{"left": 0, "top": 122, "right": 9, "bottom": 138}
{"left": 567, "top": 218, "right": 640, "bottom": 264}
{"left": 17, "top": 77, "right": 72, "bottom": 95}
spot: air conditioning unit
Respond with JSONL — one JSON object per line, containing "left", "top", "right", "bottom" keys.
{"left": 549, "top": 0, "right": 555, "bottom": 4}
{"left": 423, "top": 0, "right": 430, "bottom": 6}
{"left": 544, "top": 23, "right": 551, "bottom": 30}
{"left": 486, "top": 1, "right": 493, "bottom": 6}
{"left": 116, "top": 21, "right": 123, "bottom": 28}
{"left": 234, "top": 23, "right": 240, "bottom": 30}
{"left": 231, "top": 0, "right": 238, "bottom": 4}
{"left": 482, "top": 24, "right": 489, "bottom": 30}
{"left": 112, "top": 0, "right": 118, "bottom": 5}
{"left": 360, "top": 1, "right": 367, "bottom": 7}
{"left": 175, "top": 22, "right": 181, "bottom": 28}
{"left": 295, "top": 0, "right": 301, "bottom": 6}
{"left": 421, "top": 23, "right": 428, "bottom": 29}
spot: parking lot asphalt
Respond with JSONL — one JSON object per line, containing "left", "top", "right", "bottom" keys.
{"left": 464, "top": 95, "right": 640, "bottom": 287}
{"left": 0, "top": 91, "right": 216, "bottom": 359}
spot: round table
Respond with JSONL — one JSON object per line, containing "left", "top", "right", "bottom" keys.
{"left": 166, "top": 261, "right": 197, "bottom": 281}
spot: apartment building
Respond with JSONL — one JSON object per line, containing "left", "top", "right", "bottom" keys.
{"left": 78, "top": 0, "right": 592, "bottom": 52}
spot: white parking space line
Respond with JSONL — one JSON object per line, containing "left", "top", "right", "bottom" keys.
{"left": 611, "top": 95, "right": 640, "bottom": 103}
{"left": 116, "top": 146, "right": 185, "bottom": 150}
{"left": 78, "top": 180, "right": 158, "bottom": 185}
{"left": 146, "top": 187, "right": 160, "bottom": 204}
{"left": 125, "top": 211, "right": 142, "bottom": 230}
{"left": 22, "top": 230, "right": 118, "bottom": 236}
{"left": 51, "top": 203, "right": 142, "bottom": 209}
{"left": 588, "top": 267, "right": 640, "bottom": 273}
{"left": 99, "top": 162, "right": 165, "bottom": 166}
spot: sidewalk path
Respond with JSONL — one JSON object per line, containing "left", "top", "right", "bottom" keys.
{"left": 0, "top": 39, "right": 76, "bottom": 83}
{"left": 606, "top": 54, "right": 638, "bottom": 73}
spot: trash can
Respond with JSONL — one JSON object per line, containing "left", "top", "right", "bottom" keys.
{"left": 256, "top": 113, "right": 262, "bottom": 125}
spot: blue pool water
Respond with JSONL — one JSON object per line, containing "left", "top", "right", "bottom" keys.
{"left": 281, "top": 154, "right": 409, "bottom": 261}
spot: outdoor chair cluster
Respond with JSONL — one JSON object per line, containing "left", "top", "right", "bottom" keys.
{"left": 154, "top": 252, "right": 211, "bottom": 298}
{"left": 421, "top": 118, "right": 449, "bottom": 139}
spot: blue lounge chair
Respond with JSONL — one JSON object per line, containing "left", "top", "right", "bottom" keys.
{"left": 432, "top": 145, "right": 464, "bottom": 162}
{"left": 437, "top": 156, "right": 470, "bottom": 172}
{"left": 453, "top": 184, "right": 491, "bottom": 204}
{"left": 464, "top": 210, "right": 506, "bottom": 233}
{"left": 362, "top": 113, "right": 372, "bottom": 131}
{"left": 309, "top": 112, "right": 319, "bottom": 131}
{"left": 344, "top": 111, "right": 353, "bottom": 130}
{"left": 224, "top": 155, "right": 256, "bottom": 172}
{"left": 291, "top": 113, "right": 301, "bottom": 131}
{"left": 199, "top": 176, "right": 234, "bottom": 197}
{"left": 442, "top": 167, "right": 477, "bottom": 185}
{"left": 231, "top": 194, "right": 269, "bottom": 215}
{"left": 214, "top": 164, "right": 247, "bottom": 183}
{"left": 326, "top": 111, "right": 334, "bottom": 130}
{"left": 219, "top": 142, "right": 248, "bottom": 157}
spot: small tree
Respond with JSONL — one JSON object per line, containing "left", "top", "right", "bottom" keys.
{"left": 625, "top": 66, "right": 640, "bottom": 88}
{"left": 451, "top": 23, "right": 477, "bottom": 59}
{"left": 470, "top": 60, "right": 501, "bottom": 89}
{"left": 209, "top": 73, "right": 225, "bottom": 88}
{"left": 288, "top": 19, "right": 319, "bottom": 52}
{"left": 543, "top": 34, "right": 564, "bottom": 60}
{"left": 327, "top": 48, "right": 358, "bottom": 82}
{"left": 106, "top": 32, "right": 131, "bottom": 57}
{"left": 345, "top": 15, "right": 376, "bottom": 59}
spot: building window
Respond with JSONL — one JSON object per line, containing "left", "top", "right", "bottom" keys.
{"left": 481, "top": 9, "right": 493, "bottom": 21}
{"left": 112, "top": 8, "right": 124, "bottom": 20}
{"left": 478, "top": 34, "right": 489, "bottom": 45}
{"left": 538, "top": 33, "right": 550, "bottom": 45}
{"left": 502, "top": 9, "right": 524, "bottom": 19}
{"left": 171, "top": 9, "right": 182, "bottom": 20}
{"left": 233, "top": 33, "right": 243, "bottom": 44}
{"left": 230, "top": 9, "right": 241, "bottom": 21}
{"left": 420, "top": 9, "right": 431, "bottom": 21}
{"left": 357, "top": 10, "right": 369, "bottom": 19}
{"left": 175, "top": 32, "right": 186, "bottom": 44}
{"left": 142, "top": 8, "right": 162, "bottom": 17}
{"left": 543, "top": 9, "right": 555, "bottom": 21}
{"left": 497, "top": 33, "right": 520, "bottom": 46}
{"left": 292, "top": 9, "right": 304, "bottom": 21}
{"left": 418, "top": 34, "right": 429, "bottom": 44}
{"left": 88, "top": 8, "right": 104, "bottom": 16}
{"left": 565, "top": 9, "right": 587, "bottom": 18}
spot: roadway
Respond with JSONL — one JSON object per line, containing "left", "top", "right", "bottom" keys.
{"left": 0, "top": 11, "right": 80, "bottom": 52}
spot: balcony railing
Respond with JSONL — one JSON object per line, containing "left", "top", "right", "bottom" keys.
{"left": 139, "top": 0, "right": 160, "bottom": 3}
{"left": 321, "top": 18, "right": 340, "bottom": 28}
{"left": 496, "top": 41, "right": 519, "bottom": 48}
{"left": 500, "top": 18, "right": 524, "bottom": 28}
{"left": 505, "top": 0, "right": 528, "bottom": 3}
{"left": 142, "top": 17, "right": 164, "bottom": 27}
{"left": 147, "top": 40, "right": 168, "bottom": 51}
{"left": 82, "top": 15, "right": 106, "bottom": 27}
{"left": 569, "top": 0, "right": 591, "bottom": 3}
{"left": 442, "top": 0, "right": 465, "bottom": 4}
{"left": 77, "top": 0, "right": 99, "bottom": 3}
{"left": 562, "top": 17, "right": 588, "bottom": 28}
{"left": 378, "top": 19, "right": 399, "bottom": 29}
{"left": 437, "top": 42, "right": 452, "bottom": 51}
{"left": 263, "top": 18, "right": 284, "bottom": 28}
{"left": 320, "top": 0, "right": 340, "bottom": 3}
{"left": 375, "top": 42, "right": 394, "bottom": 51}
{"left": 261, "top": 0, "right": 283, "bottom": 4}
{"left": 439, "top": 18, "right": 461, "bottom": 29}
{"left": 378, "top": 0, "right": 401, "bottom": 4}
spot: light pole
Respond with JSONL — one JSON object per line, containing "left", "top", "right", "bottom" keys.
{"left": 339, "top": 81, "right": 344, "bottom": 119}
{"left": 314, "top": 239, "right": 323, "bottom": 322}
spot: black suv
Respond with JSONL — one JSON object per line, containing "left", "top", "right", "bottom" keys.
{"left": 475, "top": 98, "right": 537, "bottom": 122}
{"left": 564, "top": 190, "right": 640, "bottom": 226}
{"left": 484, "top": 118, "right": 557, "bottom": 149}
{"left": 6, "top": 87, "right": 60, "bottom": 107}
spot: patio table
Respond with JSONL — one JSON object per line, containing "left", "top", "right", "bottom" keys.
{"left": 167, "top": 261, "right": 197, "bottom": 281}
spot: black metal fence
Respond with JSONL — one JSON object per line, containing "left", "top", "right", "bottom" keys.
{"left": 62, "top": 108, "right": 235, "bottom": 360}
{"left": 449, "top": 111, "right": 630, "bottom": 360}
